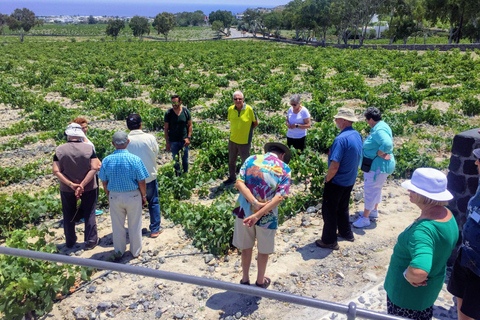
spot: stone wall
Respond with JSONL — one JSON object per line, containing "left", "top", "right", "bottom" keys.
{"left": 447, "top": 128, "right": 480, "bottom": 229}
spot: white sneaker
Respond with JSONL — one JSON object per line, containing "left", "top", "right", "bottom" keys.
{"left": 358, "top": 210, "right": 378, "bottom": 218}
{"left": 353, "top": 216, "right": 371, "bottom": 228}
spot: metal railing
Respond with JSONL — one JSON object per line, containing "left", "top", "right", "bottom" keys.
{"left": 0, "top": 246, "right": 405, "bottom": 320}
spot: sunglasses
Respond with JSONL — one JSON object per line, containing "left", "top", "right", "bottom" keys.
{"left": 234, "top": 98, "right": 243, "bottom": 101}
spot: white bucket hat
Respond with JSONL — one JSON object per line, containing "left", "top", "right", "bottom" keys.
{"left": 65, "top": 123, "right": 86, "bottom": 139}
{"left": 333, "top": 108, "right": 358, "bottom": 122}
{"left": 401, "top": 168, "right": 453, "bottom": 201}
{"left": 473, "top": 148, "right": 480, "bottom": 159}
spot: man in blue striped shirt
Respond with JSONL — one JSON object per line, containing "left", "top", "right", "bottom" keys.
{"left": 99, "top": 131, "right": 149, "bottom": 259}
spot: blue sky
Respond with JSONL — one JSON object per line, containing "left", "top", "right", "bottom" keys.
{"left": 0, "top": 0, "right": 289, "bottom": 16}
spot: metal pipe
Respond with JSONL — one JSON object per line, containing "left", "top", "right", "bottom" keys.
{"left": 0, "top": 247, "right": 405, "bottom": 320}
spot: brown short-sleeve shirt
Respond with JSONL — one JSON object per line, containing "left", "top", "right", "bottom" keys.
{"left": 54, "top": 141, "right": 98, "bottom": 192}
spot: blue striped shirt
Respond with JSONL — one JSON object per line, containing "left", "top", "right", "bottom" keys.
{"left": 99, "top": 149, "right": 149, "bottom": 192}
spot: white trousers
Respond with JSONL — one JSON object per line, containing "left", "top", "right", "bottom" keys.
{"left": 363, "top": 169, "right": 389, "bottom": 211}
{"left": 109, "top": 190, "right": 143, "bottom": 257}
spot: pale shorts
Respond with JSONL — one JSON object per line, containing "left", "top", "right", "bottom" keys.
{"left": 232, "top": 217, "right": 276, "bottom": 254}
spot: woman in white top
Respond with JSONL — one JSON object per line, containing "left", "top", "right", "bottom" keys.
{"left": 286, "top": 94, "right": 311, "bottom": 151}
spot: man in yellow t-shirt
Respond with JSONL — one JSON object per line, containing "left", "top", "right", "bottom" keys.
{"left": 224, "top": 90, "right": 259, "bottom": 185}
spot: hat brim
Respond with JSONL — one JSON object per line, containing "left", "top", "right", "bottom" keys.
{"left": 473, "top": 148, "right": 480, "bottom": 159}
{"left": 264, "top": 142, "right": 292, "bottom": 164}
{"left": 333, "top": 115, "right": 358, "bottom": 122}
{"left": 401, "top": 180, "right": 453, "bottom": 201}
{"left": 65, "top": 129, "right": 86, "bottom": 139}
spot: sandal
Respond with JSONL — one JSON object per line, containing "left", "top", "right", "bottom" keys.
{"left": 255, "top": 277, "right": 271, "bottom": 289}
{"left": 240, "top": 279, "right": 250, "bottom": 285}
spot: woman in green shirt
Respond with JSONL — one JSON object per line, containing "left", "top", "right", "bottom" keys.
{"left": 384, "top": 168, "right": 458, "bottom": 320}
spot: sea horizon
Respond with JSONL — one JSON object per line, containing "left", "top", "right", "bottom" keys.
{"left": 1, "top": 1, "right": 285, "bottom": 17}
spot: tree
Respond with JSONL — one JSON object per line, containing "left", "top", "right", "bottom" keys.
{"left": 208, "top": 10, "right": 233, "bottom": 29}
{"left": 211, "top": 20, "right": 226, "bottom": 38}
{"left": 243, "top": 9, "right": 264, "bottom": 36}
{"left": 330, "top": 0, "right": 355, "bottom": 44}
{"left": 282, "top": 0, "right": 304, "bottom": 38}
{"left": 7, "top": 8, "right": 37, "bottom": 42}
{"left": 0, "top": 14, "right": 8, "bottom": 34}
{"left": 88, "top": 15, "right": 96, "bottom": 24}
{"left": 263, "top": 11, "right": 282, "bottom": 37}
{"left": 176, "top": 11, "right": 206, "bottom": 27}
{"left": 463, "top": 18, "right": 480, "bottom": 43}
{"left": 106, "top": 19, "right": 125, "bottom": 39}
{"left": 298, "top": 0, "right": 332, "bottom": 42}
{"left": 129, "top": 15, "right": 150, "bottom": 38}
{"left": 424, "top": 0, "right": 480, "bottom": 43}
{"left": 153, "top": 12, "right": 176, "bottom": 40}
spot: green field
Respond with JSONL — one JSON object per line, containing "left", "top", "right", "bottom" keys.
{"left": 0, "top": 24, "right": 216, "bottom": 41}
{"left": 1, "top": 38, "right": 480, "bottom": 318}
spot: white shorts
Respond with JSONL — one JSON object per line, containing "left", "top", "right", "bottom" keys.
{"left": 232, "top": 217, "right": 276, "bottom": 254}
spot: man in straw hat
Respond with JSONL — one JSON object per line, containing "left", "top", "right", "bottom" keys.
{"left": 316, "top": 108, "right": 363, "bottom": 250}
{"left": 99, "top": 130, "right": 149, "bottom": 260}
{"left": 53, "top": 123, "right": 99, "bottom": 250}
{"left": 232, "top": 142, "right": 291, "bottom": 289}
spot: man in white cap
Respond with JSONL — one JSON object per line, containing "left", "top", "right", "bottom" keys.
{"left": 53, "top": 123, "right": 99, "bottom": 250}
{"left": 99, "top": 130, "right": 149, "bottom": 259}
{"left": 316, "top": 108, "right": 363, "bottom": 250}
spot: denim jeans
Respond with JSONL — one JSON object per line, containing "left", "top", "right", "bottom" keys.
{"left": 146, "top": 179, "right": 161, "bottom": 233}
{"left": 170, "top": 141, "right": 189, "bottom": 175}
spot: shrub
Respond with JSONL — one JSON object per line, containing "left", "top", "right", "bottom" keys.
{"left": 460, "top": 97, "right": 480, "bottom": 116}
{"left": 0, "top": 229, "right": 92, "bottom": 320}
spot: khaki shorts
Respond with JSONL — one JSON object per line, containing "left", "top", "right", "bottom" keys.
{"left": 232, "top": 217, "right": 276, "bottom": 254}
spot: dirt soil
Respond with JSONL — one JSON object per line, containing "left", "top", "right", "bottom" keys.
{"left": 42, "top": 178, "right": 439, "bottom": 320}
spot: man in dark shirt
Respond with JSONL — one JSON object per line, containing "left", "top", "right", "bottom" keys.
{"left": 164, "top": 95, "right": 193, "bottom": 176}
{"left": 53, "top": 123, "right": 99, "bottom": 250}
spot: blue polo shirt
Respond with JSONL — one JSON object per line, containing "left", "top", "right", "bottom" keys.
{"left": 99, "top": 149, "right": 149, "bottom": 192}
{"left": 329, "top": 126, "right": 362, "bottom": 187}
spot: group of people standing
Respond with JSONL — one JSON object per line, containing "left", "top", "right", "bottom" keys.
{"left": 51, "top": 90, "right": 477, "bottom": 320}
{"left": 53, "top": 94, "right": 192, "bottom": 260}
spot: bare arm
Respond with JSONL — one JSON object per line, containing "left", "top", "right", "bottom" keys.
{"left": 302, "top": 117, "right": 311, "bottom": 129}
{"left": 184, "top": 119, "right": 193, "bottom": 147}
{"left": 252, "top": 119, "right": 259, "bottom": 129}
{"left": 404, "top": 266, "right": 429, "bottom": 287}
{"left": 325, "top": 160, "right": 340, "bottom": 183}
{"left": 80, "top": 158, "right": 97, "bottom": 188}
{"left": 94, "top": 158, "right": 102, "bottom": 170}
{"left": 102, "top": 180, "right": 109, "bottom": 197}
{"left": 243, "top": 194, "right": 285, "bottom": 228}
{"left": 138, "top": 180, "right": 147, "bottom": 206}
{"left": 235, "top": 180, "right": 286, "bottom": 228}
{"left": 377, "top": 150, "right": 392, "bottom": 160}
{"left": 164, "top": 122, "right": 170, "bottom": 151}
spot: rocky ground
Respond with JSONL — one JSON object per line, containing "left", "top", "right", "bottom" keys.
{"left": 39, "top": 179, "right": 459, "bottom": 320}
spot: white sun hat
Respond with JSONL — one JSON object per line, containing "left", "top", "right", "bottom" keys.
{"left": 65, "top": 123, "right": 86, "bottom": 139}
{"left": 473, "top": 148, "right": 480, "bottom": 159}
{"left": 401, "top": 167, "right": 453, "bottom": 201}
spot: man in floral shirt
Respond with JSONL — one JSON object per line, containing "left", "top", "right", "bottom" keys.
{"left": 232, "top": 142, "right": 291, "bottom": 289}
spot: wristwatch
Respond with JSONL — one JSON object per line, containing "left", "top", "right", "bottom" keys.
{"left": 295, "top": 123, "right": 299, "bottom": 128}
{"left": 187, "top": 137, "right": 191, "bottom": 139}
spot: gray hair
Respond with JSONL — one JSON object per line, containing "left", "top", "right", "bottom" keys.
{"left": 233, "top": 90, "right": 244, "bottom": 99}
{"left": 290, "top": 94, "right": 301, "bottom": 105}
